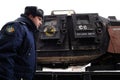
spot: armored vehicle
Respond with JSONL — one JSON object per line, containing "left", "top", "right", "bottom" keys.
{"left": 36, "top": 10, "right": 120, "bottom": 70}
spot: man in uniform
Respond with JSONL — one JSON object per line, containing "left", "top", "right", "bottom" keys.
{"left": 0, "top": 6, "right": 44, "bottom": 80}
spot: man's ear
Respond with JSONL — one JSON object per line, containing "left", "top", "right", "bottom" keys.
{"left": 28, "top": 14, "right": 34, "bottom": 20}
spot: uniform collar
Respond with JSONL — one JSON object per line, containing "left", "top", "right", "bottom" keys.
{"left": 16, "top": 14, "right": 38, "bottom": 32}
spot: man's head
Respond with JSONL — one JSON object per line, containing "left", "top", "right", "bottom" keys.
{"left": 24, "top": 6, "right": 44, "bottom": 28}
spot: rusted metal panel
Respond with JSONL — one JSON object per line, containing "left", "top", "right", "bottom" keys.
{"left": 107, "top": 39, "right": 114, "bottom": 53}
{"left": 37, "top": 54, "right": 100, "bottom": 63}
{"left": 107, "top": 26, "right": 120, "bottom": 53}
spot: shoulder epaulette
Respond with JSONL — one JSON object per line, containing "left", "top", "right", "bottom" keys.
{"left": 18, "top": 21, "right": 26, "bottom": 25}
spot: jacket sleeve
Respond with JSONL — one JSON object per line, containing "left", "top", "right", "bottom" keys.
{"left": 0, "top": 22, "right": 25, "bottom": 58}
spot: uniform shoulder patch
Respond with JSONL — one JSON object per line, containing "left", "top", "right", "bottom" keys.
{"left": 6, "top": 25, "right": 15, "bottom": 33}
{"left": 4, "top": 25, "right": 16, "bottom": 36}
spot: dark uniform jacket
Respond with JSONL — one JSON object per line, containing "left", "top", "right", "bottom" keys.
{"left": 0, "top": 14, "right": 38, "bottom": 80}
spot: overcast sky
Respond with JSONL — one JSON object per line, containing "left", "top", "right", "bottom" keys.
{"left": 0, "top": 0, "right": 120, "bottom": 29}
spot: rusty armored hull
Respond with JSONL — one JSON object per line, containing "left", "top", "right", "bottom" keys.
{"left": 36, "top": 12, "right": 120, "bottom": 68}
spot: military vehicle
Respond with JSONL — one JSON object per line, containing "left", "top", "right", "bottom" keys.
{"left": 36, "top": 10, "right": 120, "bottom": 71}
